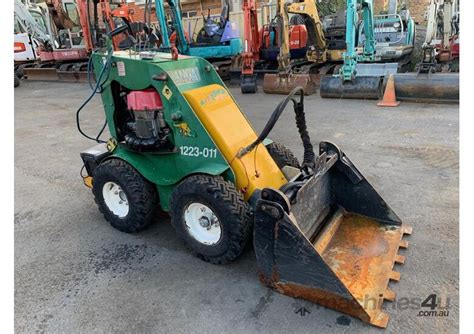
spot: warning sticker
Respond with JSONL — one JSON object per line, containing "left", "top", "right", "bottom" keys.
{"left": 117, "top": 61, "right": 126, "bottom": 76}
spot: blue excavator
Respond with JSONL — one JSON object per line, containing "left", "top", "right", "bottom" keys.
{"left": 320, "top": 0, "right": 399, "bottom": 99}
{"left": 154, "top": 0, "right": 241, "bottom": 78}
{"left": 358, "top": 0, "right": 415, "bottom": 71}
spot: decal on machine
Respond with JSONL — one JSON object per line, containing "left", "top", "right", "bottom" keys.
{"left": 168, "top": 67, "right": 201, "bottom": 85}
{"left": 117, "top": 61, "right": 126, "bottom": 76}
{"left": 173, "top": 122, "right": 195, "bottom": 137}
{"left": 180, "top": 146, "right": 218, "bottom": 159}
{"left": 199, "top": 88, "right": 227, "bottom": 107}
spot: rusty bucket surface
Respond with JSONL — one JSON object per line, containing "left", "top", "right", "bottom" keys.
{"left": 254, "top": 142, "right": 411, "bottom": 328}
{"left": 263, "top": 73, "right": 318, "bottom": 95}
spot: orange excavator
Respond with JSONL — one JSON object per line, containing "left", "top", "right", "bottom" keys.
{"left": 240, "top": 0, "right": 309, "bottom": 93}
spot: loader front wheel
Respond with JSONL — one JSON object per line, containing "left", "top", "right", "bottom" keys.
{"left": 170, "top": 174, "right": 251, "bottom": 264}
{"left": 266, "top": 142, "right": 300, "bottom": 169}
{"left": 92, "top": 159, "right": 159, "bottom": 233}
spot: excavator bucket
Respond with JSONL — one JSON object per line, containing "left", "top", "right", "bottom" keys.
{"left": 23, "top": 68, "right": 59, "bottom": 81}
{"left": 241, "top": 74, "right": 258, "bottom": 94}
{"left": 263, "top": 73, "right": 319, "bottom": 95}
{"left": 320, "top": 63, "right": 398, "bottom": 99}
{"left": 254, "top": 141, "right": 411, "bottom": 328}
{"left": 392, "top": 73, "right": 459, "bottom": 104}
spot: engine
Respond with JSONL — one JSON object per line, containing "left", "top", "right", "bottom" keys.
{"left": 124, "top": 89, "right": 171, "bottom": 152}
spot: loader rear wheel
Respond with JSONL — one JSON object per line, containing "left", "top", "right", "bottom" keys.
{"left": 266, "top": 142, "right": 300, "bottom": 169}
{"left": 170, "top": 174, "right": 251, "bottom": 264}
{"left": 92, "top": 159, "right": 158, "bottom": 233}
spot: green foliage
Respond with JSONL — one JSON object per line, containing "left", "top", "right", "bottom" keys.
{"left": 317, "top": 0, "right": 346, "bottom": 16}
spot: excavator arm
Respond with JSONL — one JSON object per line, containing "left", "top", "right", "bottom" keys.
{"left": 240, "top": 0, "right": 260, "bottom": 93}
{"left": 156, "top": 0, "right": 189, "bottom": 53}
{"left": 14, "top": 0, "right": 52, "bottom": 50}
{"left": 276, "top": 0, "right": 291, "bottom": 73}
{"left": 341, "top": 0, "right": 376, "bottom": 81}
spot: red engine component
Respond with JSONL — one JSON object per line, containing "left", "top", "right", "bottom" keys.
{"left": 125, "top": 89, "right": 168, "bottom": 151}
{"left": 258, "top": 24, "right": 307, "bottom": 50}
{"left": 127, "top": 88, "right": 163, "bottom": 111}
{"left": 289, "top": 25, "right": 307, "bottom": 50}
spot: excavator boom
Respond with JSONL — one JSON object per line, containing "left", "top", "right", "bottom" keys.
{"left": 240, "top": 0, "right": 260, "bottom": 93}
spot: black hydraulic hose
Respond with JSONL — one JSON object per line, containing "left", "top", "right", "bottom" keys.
{"left": 76, "top": 50, "right": 113, "bottom": 144}
{"left": 77, "top": 26, "right": 131, "bottom": 144}
{"left": 238, "top": 87, "right": 316, "bottom": 172}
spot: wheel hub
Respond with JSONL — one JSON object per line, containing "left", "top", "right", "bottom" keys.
{"left": 102, "top": 181, "right": 129, "bottom": 218}
{"left": 184, "top": 203, "right": 222, "bottom": 245}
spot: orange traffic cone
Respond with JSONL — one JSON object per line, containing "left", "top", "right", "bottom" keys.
{"left": 377, "top": 74, "right": 400, "bottom": 107}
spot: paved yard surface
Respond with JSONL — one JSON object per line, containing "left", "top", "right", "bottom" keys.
{"left": 15, "top": 81, "right": 459, "bottom": 333}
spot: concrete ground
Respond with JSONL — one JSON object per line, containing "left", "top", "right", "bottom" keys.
{"left": 15, "top": 81, "right": 459, "bottom": 333}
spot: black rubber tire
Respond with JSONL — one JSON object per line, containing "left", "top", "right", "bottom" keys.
{"left": 169, "top": 174, "right": 252, "bottom": 264}
{"left": 16, "top": 64, "right": 27, "bottom": 78}
{"left": 92, "top": 159, "right": 159, "bottom": 233}
{"left": 266, "top": 142, "right": 300, "bottom": 169}
{"left": 14, "top": 73, "right": 20, "bottom": 88}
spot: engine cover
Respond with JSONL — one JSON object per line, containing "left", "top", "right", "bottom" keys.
{"left": 127, "top": 89, "right": 164, "bottom": 139}
{"left": 127, "top": 88, "right": 163, "bottom": 111}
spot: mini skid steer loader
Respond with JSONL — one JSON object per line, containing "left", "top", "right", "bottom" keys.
{"left": 79, "top": 29, "right": 411, "bottom": 328}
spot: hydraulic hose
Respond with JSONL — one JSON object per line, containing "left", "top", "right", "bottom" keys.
{"left": 76, "top": 24, "right": 130, "bottom": 144}
{"left": 76, "top": 48, "right": 113, "bottom": 144}
{"left": 238, "top": 86, "right": 316, "bottom": 172}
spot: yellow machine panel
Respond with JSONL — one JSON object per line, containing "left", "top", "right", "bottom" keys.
{"left": 183, "top": 84, "right": 287, "bottom": 198}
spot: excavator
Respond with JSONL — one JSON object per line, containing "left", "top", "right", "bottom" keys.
{"left": 358, "top": 0, "right": 415, "bottom": 71}
{"left": 322, "top": 9, "right": 347, "bottom": 63}
{"left": 390, "top": 0, "right": 459, "bottom": 103}
{"left": 14, "top": 0, "right": 50, "bottom": 76}
{"left": 156, "top": 0, "right": 242, "bottom": 78}
{"left": 422, "top": 0, "right": 459, "bottom": 70}
{"left": 320, "top": 0, "right": 399, "bottom": 99}
{"left": 263, "top": 0, "right": 329, "bottom": 95}
{"left": 239, "top": 0, "right": 309, "bottom": 93}
{"left": 21, "top": 0, "right": 92, "bottom": 81}
{"left": 21, "top": 0, "right": 143, "bottom": 82}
